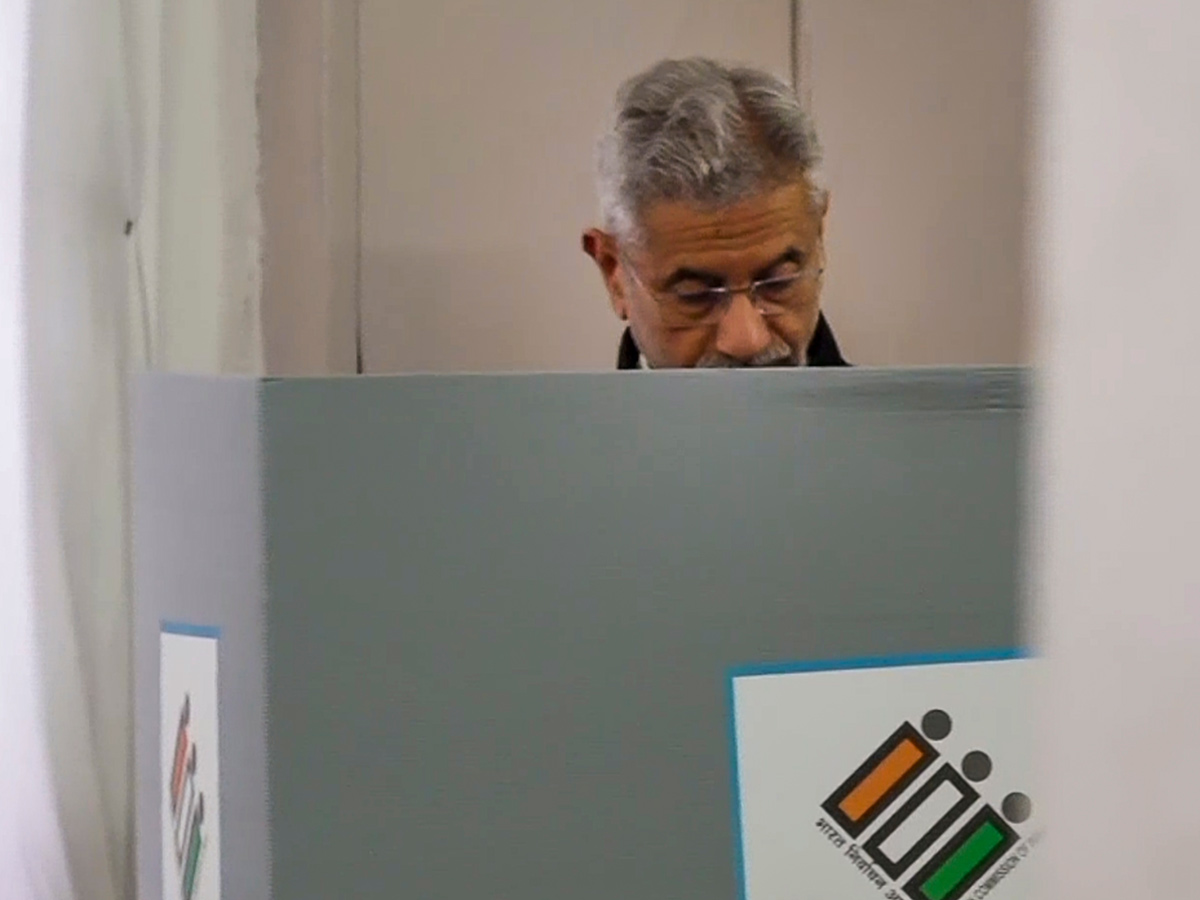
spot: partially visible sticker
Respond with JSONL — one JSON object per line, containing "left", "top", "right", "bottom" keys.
{"left": 161, "top": 623, "right": 221, "bottom": 900}
{"left": 729, "top": 651, "right": 1038, "bottom": 900}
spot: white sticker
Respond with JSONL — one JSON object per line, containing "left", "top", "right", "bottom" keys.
{"left": 730, "top": 652, "right": 1038, "bottom": 900}
{"left": 161, "top": 625, "right": 222, "bottom": 900}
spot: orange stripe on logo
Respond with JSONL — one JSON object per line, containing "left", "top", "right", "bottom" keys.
{"left": 839, "top": 738, "right": 924, "bottom": 821}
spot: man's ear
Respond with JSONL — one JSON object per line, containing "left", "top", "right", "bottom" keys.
{"left": 582, "top": 228, "right": 629, "bottom": 321}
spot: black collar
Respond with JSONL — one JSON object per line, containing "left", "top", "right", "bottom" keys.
{"left": 616, "top": 313, "right": 848, "bottom": 369}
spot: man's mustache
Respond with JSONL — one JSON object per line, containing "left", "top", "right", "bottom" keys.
{"left": 695, "top": 342, "right": 800, "bottom": 368}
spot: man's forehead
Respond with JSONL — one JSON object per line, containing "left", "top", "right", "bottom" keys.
{"left": 636, "top": 180, "right": 822, "bottom": 267}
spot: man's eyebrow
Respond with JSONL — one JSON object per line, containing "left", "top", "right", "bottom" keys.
{"left": 661, "top": 267, "right": 726, "bottom": 290}
{"left": 660, "top": 248, "right": 809, "bottom": 289}
{"left": 752, "top": 247, "right": 806, "bottom": 280}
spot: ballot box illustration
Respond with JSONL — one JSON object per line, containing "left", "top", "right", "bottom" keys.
{"left": 132, "top": 368, "right": 1027, "bottom": 899}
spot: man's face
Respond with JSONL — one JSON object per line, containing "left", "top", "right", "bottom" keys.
{"left": 584, "top": 180, "right": 828, "bottom": 368}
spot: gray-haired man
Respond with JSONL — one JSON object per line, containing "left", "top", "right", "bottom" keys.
{"left": 583, "top": 58, "right": 847, "bottom": 369}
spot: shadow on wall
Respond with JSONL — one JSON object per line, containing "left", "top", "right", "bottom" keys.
{"left": 360, "top": 247, "right": 622, "bottom": 374}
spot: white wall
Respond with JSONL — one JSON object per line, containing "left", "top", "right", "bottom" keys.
{"left": 1033, "top": 2, "right": 1200, "bottom": 895}
{"left": 357, "top": 0, "right": 791, "bottom": 373}
{"left": 803, "top": 0, "right": 1031, "bottom": 365}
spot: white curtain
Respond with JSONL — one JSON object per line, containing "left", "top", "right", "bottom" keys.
{"left": 0, "top": 1, "right": 76, "bottom": 897}
{"left": 3, "top": 0, "right": 262, "bottom": 896}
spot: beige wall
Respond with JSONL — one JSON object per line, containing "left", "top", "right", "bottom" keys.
{"left": 260, "top": 0, "right": 359, "bottom": 375}
{"left": 267, "top": 3, "right": 1032, "bottom": 373}
{"left": 357, "top": 0, "right": 791, "bottom": 373}
{"left": 803, "top": 0, "right": 1031, "bottom": 365}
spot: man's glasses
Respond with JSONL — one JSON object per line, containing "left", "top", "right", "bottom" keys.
{"left": 621, "top": 256, "right": 823, "bottom": 328}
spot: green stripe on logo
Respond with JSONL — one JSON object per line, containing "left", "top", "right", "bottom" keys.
{"left": 921, "top": 820, "right": 1005, "bottom": 900}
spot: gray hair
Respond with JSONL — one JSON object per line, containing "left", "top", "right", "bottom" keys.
{"left": 596, "top": 58, "right": 825, "bottom": 242}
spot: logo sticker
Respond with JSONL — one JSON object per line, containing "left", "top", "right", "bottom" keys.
{"left": 169, "top": 693, "right": 207, "bottom": 900}
{"left": 730, "top": 652, "right": 1038, "bottom": 900}
{"left": 161, "top": 624, "right": 222, "bottom": 900}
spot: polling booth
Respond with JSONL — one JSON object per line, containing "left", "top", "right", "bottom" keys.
{"left": 132, "top": 368, "right": 1034, "bottom": 900}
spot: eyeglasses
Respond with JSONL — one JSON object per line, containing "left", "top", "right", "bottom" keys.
{"left": 621, "top": 255, "right": 823, "bottom": 328}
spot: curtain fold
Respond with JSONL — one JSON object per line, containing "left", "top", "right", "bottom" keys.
{"left": 156, "top": 0, "right": 263, "bottom": 375}
{"left": 1, "top": 1, "right": 76, "bottom": 897}
{"left": 22, "top": 0, "right": 135, "bottom": 895}
{"left": 9, "top": 0, "right": 263, "bottom": 897}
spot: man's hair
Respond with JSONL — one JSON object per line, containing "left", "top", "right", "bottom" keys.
{"left": 596, "top": 58, "right": 825, "bottom": 242}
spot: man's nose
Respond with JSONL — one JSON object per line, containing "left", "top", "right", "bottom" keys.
{"left": 714, "top": 292, "right": 772, "bottom": 362}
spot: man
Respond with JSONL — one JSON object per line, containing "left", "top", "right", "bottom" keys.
{"left": 583, "top": 58, "right": 847, "bottom": 369}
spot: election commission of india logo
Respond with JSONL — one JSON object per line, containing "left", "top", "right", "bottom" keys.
{"left": 167, "top": 693, "right": 208, "bottom": 900}
{"left": 815, "top": 709, "right": 1038, "bottom": 900}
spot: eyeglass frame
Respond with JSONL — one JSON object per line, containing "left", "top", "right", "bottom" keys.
{"left": 618, "top": 252, "right": 824, "bottom": 327}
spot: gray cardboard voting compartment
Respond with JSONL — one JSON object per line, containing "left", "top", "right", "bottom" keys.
{"left": 133, "top": 368, "right": 1026, "bottom": 900}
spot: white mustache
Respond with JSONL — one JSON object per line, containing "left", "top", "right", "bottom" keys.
{"left": 695, "top": 341, "right": 799, "bottom": 368}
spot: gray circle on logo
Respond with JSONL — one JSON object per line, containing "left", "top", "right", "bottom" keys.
{"left": 1002, "top": 792, "right": 1032, "bottom": 824}
{"left": 962, "top": 750, "right": 993, "bottom": 782}
{"left": 921, "top": 709, "right": 952, "bottom": 741}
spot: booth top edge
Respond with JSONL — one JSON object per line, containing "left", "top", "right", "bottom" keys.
{"left": 136, "top": 364, "right": 1028, "bottom": 386}
{"left": 134, "top": 366, "right": 1028, "bottom": 415}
